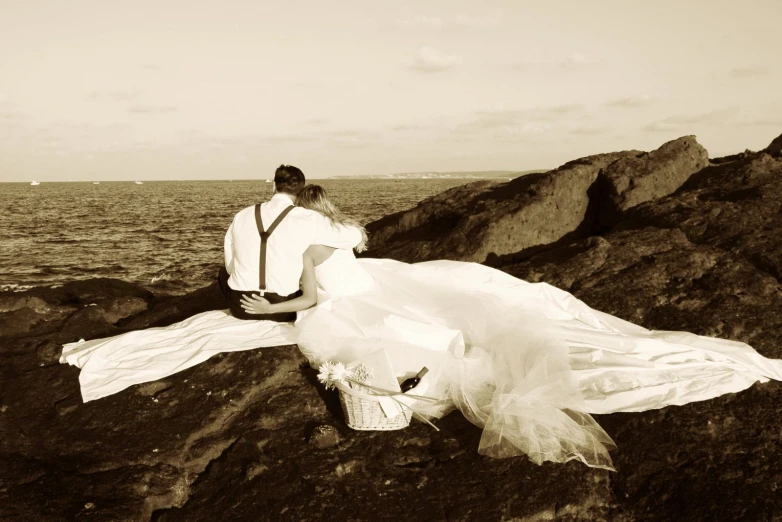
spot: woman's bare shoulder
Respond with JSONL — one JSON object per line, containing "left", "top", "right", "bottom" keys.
{"left": 305, "top": 244, "right": 337, "bottom": 266}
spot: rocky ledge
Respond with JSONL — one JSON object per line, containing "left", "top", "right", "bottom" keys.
{"left": 2, "top": 133, "right": 782, "bottom": 521}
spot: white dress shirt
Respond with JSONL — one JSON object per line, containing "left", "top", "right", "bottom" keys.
{"left": 224, "top": 193, "right": 363, "bottom": 296}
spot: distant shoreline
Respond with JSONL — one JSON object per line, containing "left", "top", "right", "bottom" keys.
{"left": 328, "top": 169, "right": 547, "bottom": 180}
{"left": 1, "top": 170, "right": 548, "bottom": 183}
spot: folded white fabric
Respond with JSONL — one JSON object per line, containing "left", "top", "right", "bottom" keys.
{"left": 61, "top": 310, "right": 298, "bottom": 402}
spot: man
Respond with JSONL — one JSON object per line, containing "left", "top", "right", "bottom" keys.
{"left": 218, "top": 164, "right": 363, "bottom": 321}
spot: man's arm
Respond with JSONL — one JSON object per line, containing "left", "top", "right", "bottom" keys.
{"left": 224, "top": 220, "right": 235, "bottom": 274}
{"left": 309, "top": 211, "right": 363, "bottom": 249}
{"left": 240, "top": 252, "right": 318, "bottom": 315}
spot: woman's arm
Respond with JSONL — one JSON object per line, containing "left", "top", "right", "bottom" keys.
{"left": 240, "top": 253, "right": 318, "bottom": 315}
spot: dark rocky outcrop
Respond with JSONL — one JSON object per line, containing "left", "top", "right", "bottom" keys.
{"left": 595, "top": 135, "right": 709, "bottom": 226}
{"left": 2, "top": 132, "right": 782, "bottom": 521}
{"left": 616, "top": 152, "right": 782, "bottom": 283}
{"left": 764, "top": 132, "right": 782, "bottom": 157}
{"left": 363, "top": 136, "right": 709, "bottom": 264}
{"left": 364, "top": 151, "right": 641, "bottom": 263}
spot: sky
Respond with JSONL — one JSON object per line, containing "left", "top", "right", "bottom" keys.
{"left": 1, "top": 0, "right": 781, "bottom": 181}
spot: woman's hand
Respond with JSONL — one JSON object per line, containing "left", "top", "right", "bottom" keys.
{"left": 240, "top": 294, "right": 274, "bottom": 315}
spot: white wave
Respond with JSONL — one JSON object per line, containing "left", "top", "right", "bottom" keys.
{"left": 0, "top": 283, "right": 35, "bottom": 292}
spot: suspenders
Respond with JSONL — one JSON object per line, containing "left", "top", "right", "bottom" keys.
{"left": 254, "top": 204, "right": 295, "bottom": 294}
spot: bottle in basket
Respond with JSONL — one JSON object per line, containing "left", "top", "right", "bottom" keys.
{"left": 400, "top": 367, "right": 428, "bottom": 392}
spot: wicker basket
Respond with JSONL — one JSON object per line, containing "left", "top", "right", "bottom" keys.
{"left": 334, "top": 380, "right": 412, "bottom": 431}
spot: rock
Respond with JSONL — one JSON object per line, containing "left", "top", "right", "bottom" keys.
{"left": 0, "top": 295, "right": 52, "bottom": 313}
{"left": 502, "top": 221, "right": 782, "bottom": 521}
{"left": 58, "top": 306, "right": 120, "bottom": 342}
{"left": 58, "top": 296, "right": 150, "bottom": 342}
{"left": 596, "top": 136, "right": 709, "bottom": 226}
{"left": 0, "top": 279, "right": 154, "bottom": 341}
{"left": 763, "top": 132, "right": 782, "bottom": 157}
{"left": 618, "top": 152, "right": 782, "bottom": 283}
{"left": 0, "top": 295, "right": 78, "bottom": 339}
{"left": 308, "top": 424, "right": 341, "bottom": 449}
{"left": 122, "top": 281, "right": 226, "bottom": 331}
{"left": 365, "top": 136, "right": 710, "bottom": 265}
{"left": 505, "top": 226, "right": 782, "bottom": 354}
{"left": 365, "top": 150, "right": 640, "bottom": 264}
{"left": 99, "top": 297, "right": 149, "bottom": 324}
{"left": 0, "top": 306, "right": 68, "bottom": 339}
{"left": 59, "top": 278, "right": 154, "bottom": 304}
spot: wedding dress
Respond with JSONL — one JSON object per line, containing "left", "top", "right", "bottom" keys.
{"left": 61, "top": 249, "right": 782, "bottom": 470}
{"left": 293, "top": 249, "right": 782, "bottom": 471}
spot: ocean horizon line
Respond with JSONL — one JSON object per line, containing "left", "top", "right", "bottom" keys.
{"left": 1, "top": 170, "right": 545, "bottom": 184}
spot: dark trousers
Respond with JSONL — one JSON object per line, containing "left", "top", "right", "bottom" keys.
{"left": 217, "top": 266, "right": 301, "bottom": 322}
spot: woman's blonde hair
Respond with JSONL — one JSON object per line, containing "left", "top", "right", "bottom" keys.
{"left": 296, "top": 185, "right": 369, "bottom": 252}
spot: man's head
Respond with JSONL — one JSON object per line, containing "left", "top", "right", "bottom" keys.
{"left": 273, "top": 165, "right": 305, "bottom": 197}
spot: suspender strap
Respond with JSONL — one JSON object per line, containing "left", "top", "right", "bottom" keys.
{"left": 254, "top": 204, "right": 295, "bottom": 292}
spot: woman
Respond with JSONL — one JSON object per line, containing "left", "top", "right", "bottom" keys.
{"left": 238, "top": 185, "right": 782, "bottom": 471}
{"left": 238, "top": 184, "right": 373, "bottom": 318}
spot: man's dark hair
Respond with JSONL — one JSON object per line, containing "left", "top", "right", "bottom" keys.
{"left": 274, "top": 165, "right": 305, "bottom": 196}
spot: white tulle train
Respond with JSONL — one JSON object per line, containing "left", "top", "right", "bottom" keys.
{"left": 295, "top": 258, "right": 782, "bottom": 471}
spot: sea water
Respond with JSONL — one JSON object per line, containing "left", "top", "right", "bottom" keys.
{"left": 0, "top": 179, "right": 478, "bottom": 294}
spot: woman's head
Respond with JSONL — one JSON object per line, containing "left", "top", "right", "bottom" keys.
{"left": 297, "top": 185, "right": 368, "bottom": 252}
{"left": 296, "top": 185, "right": 331, "bottom": 213}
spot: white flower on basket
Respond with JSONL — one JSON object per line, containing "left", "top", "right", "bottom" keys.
{"left": 349, "top": 363, "right": 375, "bottom": 392}
{"left": 317, "top": 361, "right": 351, "bottom": 390}
{"left": 351, "top": 363, "right": 374, "bottom": 384}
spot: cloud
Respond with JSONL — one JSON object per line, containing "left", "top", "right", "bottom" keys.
{"left": 326, "top": 130, "right": 380, "bottom": 148}
{"left": 262, "top": 133, "right": 317, "bottom": 144}
{"left": 302, "top": 118, "right": 330, "bottom": 126}
{"left": 399, "top": 15, "right": 444, "bottom": 28}
{"left": 569, "top": 125, "right": 610, "bottom": 136}
{"left": 547, "top": 104, "right": 583, "bottom": 115}
{"left": 177, "top": 130, "right": 252, "bottom": 148}
{"left": 453, "top": 11, "right": 502, "bottom": 28}
{"left": 128, "top": 105, "right": 178, "bottom": 115}
{"left": 643, "top": 108, "right": 738, "bottom": 132}
{"left": 0, "top": 98, "right": 21, "bottom": 121}
{"left": 293, "top": 129, "right": 381, "bottom": 148}
{"left": 557, "top": 52, "right": 594, "bottom": 69}
{"left": 729, "top": 66, "right": 769, "bottom": 79}
{"left": 515, "top": 53, "right": 597, "bottom": 71}
{"left": 738, "top": 117, "right": 782, "bottom": 127}
{"left": 469, "top": 105, "right": 584, "bottom": 129}
{"left": 399, "top": 10, "right": 501, "bottom": 29}
{"left": 293, "top": 80, "right": 327, "bottom": 89}
{"left": 482, "top": 122, "right": 553, "bottom": 142}
{"left": 392, "top": 123, "right": 427, "bottom": 131}
{"left": 408, "top": 46, "right": 462, "bottom": 72}
{"left": 450, "top": 106, "right": 584, "bottom": 142}
{"left": 88, "top": 88, "right": 144, "bottom": 102}
{"left": 257, "top": 128, "right": 380, "bottom": 148}
{"left": 464, "top": 110, "right": 527, "bottom": 130}
{"left": 605, "top": 95, "right": 657, "bottom": 108}
{"left": 329, "top": 135, "right": 376, "bottom": 148}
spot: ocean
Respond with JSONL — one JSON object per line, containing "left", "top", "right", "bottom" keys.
{"left": 0, "top": 179, "right": 478, "bottom": 295}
